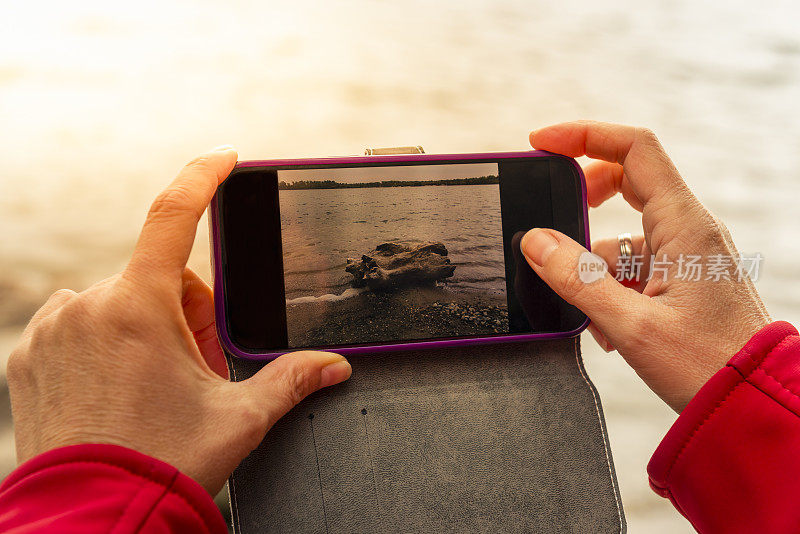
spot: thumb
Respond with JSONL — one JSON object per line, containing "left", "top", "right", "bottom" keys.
{"left": 519, "top": 228, "right": 649, "bottom": 344}
{"left": 242, "top": 351, "right": 352, "bottom": 429}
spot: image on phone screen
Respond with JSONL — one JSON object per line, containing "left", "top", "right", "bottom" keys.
{"left": 277, "top": 163, "right": 505, "bottom": 348}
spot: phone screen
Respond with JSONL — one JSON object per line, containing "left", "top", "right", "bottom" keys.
{"left": 217, "top": 155, "right": 587, "bottom": 353}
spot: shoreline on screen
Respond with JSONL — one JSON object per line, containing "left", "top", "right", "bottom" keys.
{"left": 278, "top": 175, "right": 498, "bottom": 190}
{"left": 286, "top": 285, "right": 508, "bottom": 349}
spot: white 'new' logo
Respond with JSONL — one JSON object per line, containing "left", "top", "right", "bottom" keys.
{"left": 578, "top": 252, "right": 608, "bottom": 284}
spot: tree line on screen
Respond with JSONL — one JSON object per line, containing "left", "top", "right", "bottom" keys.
{"left": 277, "top": 175, "right": 499, "bottom": 190}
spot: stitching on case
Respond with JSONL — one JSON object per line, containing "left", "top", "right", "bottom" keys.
{"left": 573, "top": 337, "right": 624, "bottom": 533}
{"left": 361, "top": 410, "right": 381, "bottom": 512}
{"left": 309, "top": 414, "right": 330, "bottom": 533}
{"left": 229, "top": 364, "right": 242, "bottom": 534}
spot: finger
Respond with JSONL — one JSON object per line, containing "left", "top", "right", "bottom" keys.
{"left": 531, "top": 121, "right": 689, "bottom": 211}
{"left": 242, "top": 351, "right": 352, "bottom": 429}
{"left": 128, "top": 146, "right": 237, "bottom": 281}
{"left": 181, "top": 268, "right": 228, "bottom": 379}
{"left": 591, "top": 234, "right": 650, "bottom": 290}
{"left": 587, "top": 323, "right": 614, "bottom": 352}
{"left": 520, "top": 227, "right": 654, "bottom": 348}
{"left": 583, "top": 161, "right": 643, "bottom": 211}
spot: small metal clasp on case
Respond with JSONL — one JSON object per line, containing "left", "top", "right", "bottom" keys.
{"left": 364, "top": 146, "right": 425, "bottom": 155}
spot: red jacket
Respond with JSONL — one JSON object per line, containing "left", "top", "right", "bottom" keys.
{"left": 648, "top": 321, "right": 800, "bottom": 533}
{"left": 1, "top": 321, "right": 798, "bottom": 533}
{"left": 0, "top": 444, "right": 227, "bottom": 533}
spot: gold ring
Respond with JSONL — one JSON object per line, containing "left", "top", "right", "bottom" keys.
{"left": 618, "top": 232, "right": 633, "bottom": 262}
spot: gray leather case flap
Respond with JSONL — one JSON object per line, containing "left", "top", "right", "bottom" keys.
{"left": 226, "top": 337, "right": 625, "bottom": 533}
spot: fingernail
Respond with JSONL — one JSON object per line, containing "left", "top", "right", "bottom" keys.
{"left": 211, "top": 144, "right": 235, "bottom": 152}
{"left": 319, "top": 360, "right": 352, "bottom": 388}
{"left": 520, "top": 229, "right": 559, "bottom": 267}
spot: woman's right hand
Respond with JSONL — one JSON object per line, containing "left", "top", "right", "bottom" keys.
{"left": 520, "top": 121, "right": 770, "bottom": 412}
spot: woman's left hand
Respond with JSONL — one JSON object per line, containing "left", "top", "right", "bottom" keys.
{"left": 6, "top": 147, "right": 353, "bottom": 495}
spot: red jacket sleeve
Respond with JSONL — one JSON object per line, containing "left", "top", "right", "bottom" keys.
{"left": 0, "top": 443, "right": 228, "bottom": 533}
{"left": 648, "top": 321, "right": 800, "bottom": 533}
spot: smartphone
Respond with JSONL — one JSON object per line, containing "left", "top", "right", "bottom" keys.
{"left": 210, "top": 150, "right": 589, "bottom": 360}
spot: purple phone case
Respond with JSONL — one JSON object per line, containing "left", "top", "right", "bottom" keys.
{"left": 210, "top": 150, "right": 591, "bottom": 360}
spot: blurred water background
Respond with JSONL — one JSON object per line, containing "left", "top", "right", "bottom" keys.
{"left": 1, "top": 0, "right": 799, "bottom": 531}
